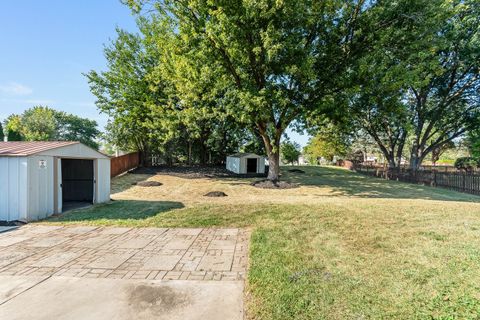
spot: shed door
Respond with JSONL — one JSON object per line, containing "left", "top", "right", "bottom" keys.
{"left": 246, "top": 158, "right": 258, "bottom": 173}
{"left": 61, "top": 159, "right": 94, "bottom": 204}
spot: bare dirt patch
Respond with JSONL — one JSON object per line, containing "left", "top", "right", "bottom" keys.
{"left": 132, "top": 166, "right": 234, "bottom": 179}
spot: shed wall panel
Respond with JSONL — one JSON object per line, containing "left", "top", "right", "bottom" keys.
{"left": 56, "top": 158, "right": 62, "bottom": 213}
{"left": 0, "top": 157, "right": 28, "bottom": 221}
{"left": 240, "top": 157, "right": 249, "bottom": 174}
{"left": 96, "top": 159, "right": 111, "bottom": 203}
{"left": 27, "top": 156, "right": 54, "bottom": 220}
{"left": 18, "top": 158, "right": 29, "bottom": 219}
{"left": 0, "top": 158, "right": 7, "bottom": 219}
{"left": 258, "top": 157, "right": 266, "bottom": 174}
{"left": 226, "top": 157, "right": 241, "bottom": 174}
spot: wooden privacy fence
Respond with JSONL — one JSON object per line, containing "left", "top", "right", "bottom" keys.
{"left": 355, "top": 164, "right": 480, "bottom": 196}
{"left": 110, "top": 152, "right": 141, "bottom": 178}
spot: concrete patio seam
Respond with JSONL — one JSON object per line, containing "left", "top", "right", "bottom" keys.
{"left": 0, "top": 275, "right": 51, "bottom": 307}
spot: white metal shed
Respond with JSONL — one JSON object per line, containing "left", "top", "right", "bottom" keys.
{"left": 226, "top": 152, "right": 266, "bottom": 174}
{"left": 0, "top": 141, "right": 111, "bottom": 222}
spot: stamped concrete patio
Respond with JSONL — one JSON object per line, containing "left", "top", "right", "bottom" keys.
{"left": 0, "top": 225, "right": 249, "bottom": 320}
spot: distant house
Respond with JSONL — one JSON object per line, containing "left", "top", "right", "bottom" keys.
{"left": 226, "top": 153, "right": 266, "bottom": 174}
{"left": 298, "top": 155, "right": 308, "bottom": 165}
{"left": 0, "top": 141, "right": 111, "bottom": 222}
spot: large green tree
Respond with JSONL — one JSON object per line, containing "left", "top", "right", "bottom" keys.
{"left": 5, "top": 114, "right": 24, "bottom": 141}
{"left": 4, "top": 106, "right": 99, "bottom": 148}
{"left": 405, "top": 0, "right": 480, "bottom": 169}
{"left": 346, "top": 0, "right": 436, "bottom": 169}
{"left": 87, "top": 20, "right": 247, "bottom": 165}
{"left": 55, "top": 112, "right": 100, "bottom": 149}
{"left": 465, "top": 129, "right": 480, "bottom": 158}
{"left": 304, "top": 126, "right": 350, "bottom": 163}
{"left": 348, "top": 0, "right": 480, "bottom": 171}
{"left": 125, "top": 0, "right": 364, "bottom": 181}
{"left": 281, "top": 140, "right": 301, "bottom": 165}
{"left": 86, "top": 26, "right": 162, "bottom": 164}
{"left": 20, "top": 106, "right": 57, "bottom": 141}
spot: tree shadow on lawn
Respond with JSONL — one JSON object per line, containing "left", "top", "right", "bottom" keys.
{"left": 46, "top": 200, "right": 184, "bottom": 223}
{"left": 279, "top": 166, "right": 480, "bottom": 202}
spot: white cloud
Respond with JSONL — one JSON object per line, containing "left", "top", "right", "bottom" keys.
{"left": 0, "top": 82, "right": 33, "bottom": 96}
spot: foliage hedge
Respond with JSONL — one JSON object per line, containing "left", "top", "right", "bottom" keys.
{"left": 454, "top": 157, "right": 480, "bottom": 171}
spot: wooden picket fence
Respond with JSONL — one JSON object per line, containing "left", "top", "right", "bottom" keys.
{"left": 110, "top": 152, "right": 141, "bottom": 178}
{"left": 355, "top": 164, "right": 480, "bottom": 196}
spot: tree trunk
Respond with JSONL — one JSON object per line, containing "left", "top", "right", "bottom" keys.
{"left": 410, "top": 157, "right": 419, "bottom": 170}
{"left": 187, "top": 141, "right": 192, "bottom": 166}
{"left": 140, "top": 148, "right": 149, "bottom": 167}
{"left": 387, "top": 159, "right": 396, "bottom": 169}
{"left": 385, "top": 158, "right": 397, "bottom": 179}
{"left": 409, "top": 148, "right": 422, "bottom": 171}
{"left": 267, "top": 150, "right": 280, "bottom": 181}
{"left": 409, "top": 129, "right": 424, "bottom": 171}
{"left": 395, "top": 154, "right": 403, "bottom": 169}
{"left": 258, "top": 127, "right": 281, "bottom": 181}
{"left": 200, "top": 140, "right": 208, "bottom": 165}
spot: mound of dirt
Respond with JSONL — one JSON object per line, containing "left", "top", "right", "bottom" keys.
{"left": 250, "top": 180, "right": 299, "bottom": 189}
{"left": 134, "top": 181, "right": 163, "bottom": 187}
{"left": 288, "top": 169, "right": 305, "bottom": 173}
{"left": 204, "top": 191, "right": 228, "bottom": 197}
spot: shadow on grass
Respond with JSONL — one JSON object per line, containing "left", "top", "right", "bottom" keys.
{"left": 280, "top": 166, "right": 480, "bottom": 202}
{"left": 46, "top": 200, "right": 184, "bottom": 223}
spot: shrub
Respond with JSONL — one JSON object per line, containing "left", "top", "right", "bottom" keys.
{"left": 454, "top": 157, "right": 479, "bottom": 172}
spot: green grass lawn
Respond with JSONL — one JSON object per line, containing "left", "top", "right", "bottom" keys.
{"left": 44, "top": 166, "right": 480, "bottom": 319}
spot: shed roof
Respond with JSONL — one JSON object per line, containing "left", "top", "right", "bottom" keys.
{"left": 228, "top": 152, "right": 263, "bottom": 158}
{"left": 0, "top": 141, "right": 81, "bottom": 156}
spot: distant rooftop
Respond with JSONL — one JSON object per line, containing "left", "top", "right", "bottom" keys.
{"left": 0, "top": 141, "right": 79, "bottom": 156}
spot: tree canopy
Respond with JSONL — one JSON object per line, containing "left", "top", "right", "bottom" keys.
{"left": 466, "top": 129, "right": 480, "bottom": 158}
{"left": 119, "top": 0, "right": 366, "bottom": 181}
{"left": 4, "top": 115, "right": 23, "bottom": 142}
{"left": 346, "top": 0, "right": 480, "bottom": 170}
{"left": 4, "top": 106, "right": 100, "bottom": 149}
{"left": 83, "top": 0, "right": 480, "bottom": 174}
{"left": 86, "top": 21, "right": 250, "bottom": 165}
{"left": 304, "top": 126, "right": 350, "bottom": 163}
{"left": 281, "top": 141, "right": 301, "bottom": 165}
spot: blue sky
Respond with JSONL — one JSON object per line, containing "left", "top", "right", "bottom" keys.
{"left": 0, "top": 0, "right": 309, "bottom": 146}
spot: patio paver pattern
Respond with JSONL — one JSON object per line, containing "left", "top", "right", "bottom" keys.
{"left": 0, "top": 226, "right": 249, "bottom": 281}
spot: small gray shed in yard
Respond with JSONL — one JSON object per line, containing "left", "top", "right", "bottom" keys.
{"left": 226, "top": 153, "right": 266, "bottom": 174}
{"left": 0, "top": 141, "right": 111, "bottom": 222}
